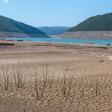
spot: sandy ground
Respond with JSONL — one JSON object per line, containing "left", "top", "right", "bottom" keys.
{"left": 0, "top": 41, "right": 112, "bottom": 112}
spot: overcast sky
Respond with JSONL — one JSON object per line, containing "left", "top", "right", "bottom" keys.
{"left": 0, "top": 0, "right": 112, "bottom": 27}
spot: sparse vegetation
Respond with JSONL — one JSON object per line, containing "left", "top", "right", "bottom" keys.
{"left": 0, "top": 45, "right": 111, "bottom": 112}
{"left": 13, "top": 64, "right": 23, "bottom": 88}
{"left": 0, "top": 62, "right": 112, "bottom": 112}
{"left": 0, "top": 42, "right": 15, "bottom": 46}
{"left": 2, "top": 66, "right": 9, "bottom": 90}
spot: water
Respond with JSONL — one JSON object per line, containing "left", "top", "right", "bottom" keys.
{"left": 4, "top": 37, "right": 112, "bottom": 45}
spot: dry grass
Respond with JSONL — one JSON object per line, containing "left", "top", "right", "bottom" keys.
{"left": 0, "top": 62, "right": 112, "bottom": 112}
{"left": 0, "top": 45, "right": 111, "bottom": 112}
{"left": 13, "top": 64, "right": 23, "bottom": 88}
{"left": 2, "top": 66, "right": 9, "bottom": 90}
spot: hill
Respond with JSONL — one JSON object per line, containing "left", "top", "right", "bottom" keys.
{"left": 58, "top": 13, "right": 112, "bottom": 39}
{"left": 69, "top": 13, "right": 112, "bottom": 31}
{"left": 38, "top": 26, "right": 69, "bottom": 35}
{"left": 0, "top": 15, "right": 49, "bottom": 38}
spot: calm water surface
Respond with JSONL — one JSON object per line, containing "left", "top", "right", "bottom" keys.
{"left": 4, "top": 37, "right": 112, "bottom": 45}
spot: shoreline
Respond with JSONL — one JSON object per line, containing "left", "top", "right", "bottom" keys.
{"left": 0, "top": 39, "right": 111, "bottom": 47}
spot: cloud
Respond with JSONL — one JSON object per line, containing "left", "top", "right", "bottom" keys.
{"left": 4, "top": 0, "right": 9, "bottom": 3}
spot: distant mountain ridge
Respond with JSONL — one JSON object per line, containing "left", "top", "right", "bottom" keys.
{"left": 38, "top": 26, "right": 69, "bottom": 35}
{"left": 69, "top": 13, "right": 112, "bottom": 31}
{"left": 0, "top": 15, "right": 49, "bottom": 38}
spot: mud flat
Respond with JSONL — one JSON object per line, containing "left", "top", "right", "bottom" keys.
{"left": 0, "top": 41, "right": 112, "bottom": 112}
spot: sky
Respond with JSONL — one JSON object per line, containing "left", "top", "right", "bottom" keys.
{"left": 0, "top": 0, "right": 112, "bottom": 27}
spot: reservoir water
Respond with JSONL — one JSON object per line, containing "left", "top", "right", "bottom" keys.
{"left": 4, "top": 37, "right": 112, "bottom": 45}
